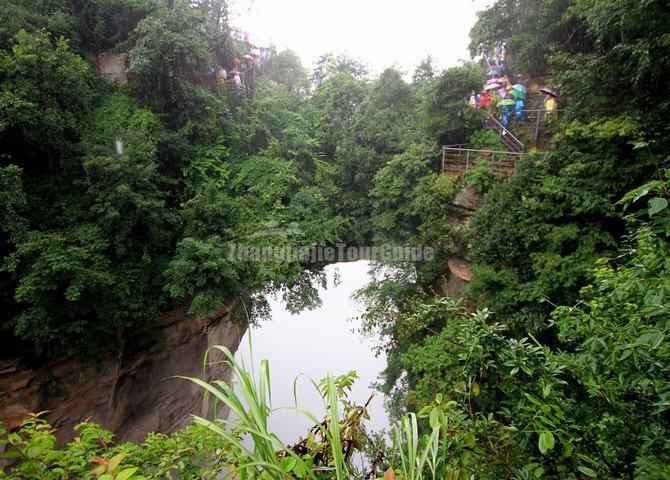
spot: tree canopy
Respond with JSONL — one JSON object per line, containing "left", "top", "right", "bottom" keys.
{"left": 1, "top": 0, "right": 670, "bottom": 477}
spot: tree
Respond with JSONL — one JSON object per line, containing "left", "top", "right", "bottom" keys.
{"left": 69, "top": 0, "right": 152, "bottom": 53}
{"left": 412, "top": 56, "right": 435, "bottom": 85}
{"left": 468, "top": 0, "right": 585, "bottom": 76}
{"left": 262, "top": 49, "right": 307, "bottom": 91}
{"left": 370, "top": 143, "right": 440, "bottom": 242}
{"left": 311, "top": 52, "right": 368, "bottom": 89}
{"left": 312, "top": 70, "right": 368, "bottom": 158}
{"left": 126, "top": 0, "right": 215, "bottom": 120}
{"left": 0, "top": 30, "right": 95, "bottom": 177}
{"left": 328, "top": 68, "right": 420, "bottom": 242}
{"left": 0, "top": 0, "right": 76, "bottom": 50}
{"left": 423, "top": 63, "right": 484, "bottom": 145}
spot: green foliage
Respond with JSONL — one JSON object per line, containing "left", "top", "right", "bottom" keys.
{"left": 0, "top": 413, "right": 227, "bottom": 479}
{"left": 468, "top": 130, "right": 503, "bottom": 151}
{"left": 468, "top": 0, "right": 584, "bottom": 75}
{"left": 0, "top": 0, "right": 376, "bottom": 357}
{"left": 365, "top": 174, "right": 670, "bottom": 478}
{"left": 126, "top": 0, "right": 217, "bottom": 119}
{"left": 411, "top": 174, "right": 464, "bottom": 263}
{"left": 81, "top": 93, "right": 174, "bottom": 258}
{"left": 0, "top": 353, "right": 485, "bottom": 480}
{"left": 2, "top": 3, "right": 670, "bottom": 478}
{"left": 352, "top": 68, "right": 418, "bottom": 157}
{"left": 6, "top": 225, "right": 116, "bottom": 356}
{"left": 1, "top": 84, "right": 172, "bottom": 357}
{"left": 0, "top": 29, "right": 96, "bottom": 171}
{"left": 0, "top": 0, "right": 77, "bottom": 51}
{"left": 463, "top": 159, "right": 498, "bottom": 195}
{"left": 0, "top": 165, "right": 27, "bottom": 242}
{"left": 311, "top": 70, "right": 368, "bottom": 158}
{"left": 311, "top": 53, "right": 368, "bottom": 89}
{"left": 68, "top": 0, "right": 151, "bottom": 53}
{"left": 423, "top": 64, "right": 485, "bottom": 145}
{"left": 0, "top": 0, "right": 151, "bottom": 54}
{"left": 182, "top": 345, "right": 369, "bottom": 480}
{"left": 332, "top": 68, "right": 420, "bottom": 242}
{"left": 411, "top": 56, "right": 435, "bottom": 86}
{"left": 469, "top": 116, "right": 655, "bottom": 335}
{"left": 555, "top": 0, "right": 670, "bottom": 125}
{"left": 465, "top": 0, "right": 665, "bottom": 341}
{"left": 370, "top": 143, "right": 440, "bottom": 242}
{"left": 372, "top": 4, "right": 670, "bottom": 475}
{"left": 263, "top": 50, "right": 307, "bottom": 91}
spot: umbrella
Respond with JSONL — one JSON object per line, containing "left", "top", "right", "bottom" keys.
{"left": 509, "top": 89, "right": 526, "bottom": 100}
{"left": 512, "top": 83, "right": 527, "bottom": 93}
{"left": 540, "top": 87, "right": 557, "bottom": 97}
{"left": 484, "top": 83, "right": 501, "bottom": 90}
{"left": 498, "top": 87, "right": 510, "bottom": 98}
{"left": 500, "top": 99, "right": 516, "bottom": 106}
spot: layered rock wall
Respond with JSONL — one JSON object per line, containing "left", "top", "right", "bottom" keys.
{"left": 0, "top": 306, "right": 244, "bottom": 444}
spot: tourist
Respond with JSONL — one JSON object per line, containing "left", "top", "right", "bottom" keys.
{"left": 216, "top": 66, "right": 227, "bottom": 84}
{"left": 543, "top": 89, "right": 558, "bottom": 121}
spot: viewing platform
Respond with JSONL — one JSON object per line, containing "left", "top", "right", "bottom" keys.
{"left": 95, "top": 52, "right": 268, "bottom": 98}
{"left": 441, "top": 146, "right": 525, "bottom": 177}
{"left": 441, "top": 109, "right": 560, "bottom": 176}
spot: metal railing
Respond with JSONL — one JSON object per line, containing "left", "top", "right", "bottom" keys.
{"left": 507, "top": 109, "right": 563, "bottom": 147}
{"left": 485, "top": 114, "right": 525, "bottom": 153}
{"left": 441, "top": 146, "right": 527, "bottom": 177}
{"left": 191, "top": 68, "right": 257, "bottom": 98}
{"left": 96, "top": 52, "right": 272, "bottom": 99}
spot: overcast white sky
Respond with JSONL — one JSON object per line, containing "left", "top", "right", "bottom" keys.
{"left": 228, "top": 0, "right": 491, "bottom": 76}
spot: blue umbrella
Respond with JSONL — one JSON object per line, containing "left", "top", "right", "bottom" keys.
{"left": 512, "top": 84, "right": 527, "bottom": 93}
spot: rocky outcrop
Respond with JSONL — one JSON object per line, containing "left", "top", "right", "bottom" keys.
{"left": 0, "top": 306, "right": 244, "bottom": 444}
{"left": 446, "top": 258, "right": 475, "bottom": 299}
{"left": 96, "top": 52, "right": 127, "bottom": 84}
{"left": 449, "top": 186, "right": 485, "bottom": 224}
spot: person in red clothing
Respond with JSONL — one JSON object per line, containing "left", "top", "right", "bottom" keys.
{"left": 479, "top": 91, "right": 492, "bottom": 110}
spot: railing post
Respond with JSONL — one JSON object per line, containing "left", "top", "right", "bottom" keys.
{"left": 466, "top": 150, "right": 471, "bottom": 171}
{"left": 534, "top": 111, "right": 541, "bottom": 145}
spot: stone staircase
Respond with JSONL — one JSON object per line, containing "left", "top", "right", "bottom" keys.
{"left": 484, "top": 114, "right": 525, "bottom": 153}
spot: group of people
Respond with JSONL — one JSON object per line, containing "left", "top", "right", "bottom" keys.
{"left": 209, "top": 26, "right": 272, "bottom": 91}
{"left": 469, "top": 76, "right": 529, "bottom": 127}
{"left": 469, "top": 40, "right": 559, "bottom": 127}
{"left": 485, "top": 41, "right": 509, "bottom": 78}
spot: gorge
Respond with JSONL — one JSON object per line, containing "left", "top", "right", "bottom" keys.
{"left": 1, "top": 0, "right": 669, "bottom": 478}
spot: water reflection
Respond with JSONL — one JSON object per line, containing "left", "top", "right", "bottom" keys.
{"left": 234, "top": 260, "right": 388, "bottom": 444}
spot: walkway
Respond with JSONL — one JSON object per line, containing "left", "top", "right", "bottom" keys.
{"left": 441, "top": 109, "right": 560, "bottom": 176}
{"left": 442, "top": 146, "right": 524, "bottom": 177}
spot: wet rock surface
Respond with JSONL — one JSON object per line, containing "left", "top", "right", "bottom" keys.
{"left": 0, "top": 306, "right": 243, "bottom": 444}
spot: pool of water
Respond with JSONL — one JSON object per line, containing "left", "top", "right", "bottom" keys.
{"left": 234, "top": 260, "right": 389, "bottom": 445}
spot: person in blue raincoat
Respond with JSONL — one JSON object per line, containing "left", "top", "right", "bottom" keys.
{"left": 500, "top": 103, "right": 513, "bottom": 127}
{"left": 515, "top": 98, "right": 526, "bottom": 121}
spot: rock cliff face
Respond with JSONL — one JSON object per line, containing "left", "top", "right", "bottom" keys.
{"left": 446, "top": 258, "right": 475, "bottom": 299}
{"left": 0, "top": 306, "right": 244, "bottom": 444}
{"left": 449, "top": 186, "right": 485, "bottom": 225}
{"left": 442, "top": 186, "right": 482, "bottom": 300}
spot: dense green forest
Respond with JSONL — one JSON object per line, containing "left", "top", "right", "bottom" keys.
{"left": 1, "top": 0, "right": 669, "bottom": 478}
